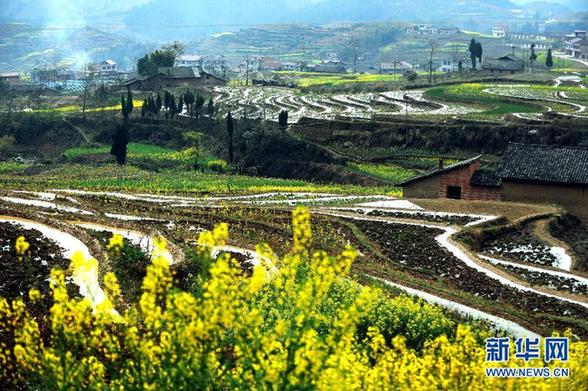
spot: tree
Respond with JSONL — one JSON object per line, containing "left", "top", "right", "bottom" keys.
{"left": 529, "top": 44, "right": 537, "bottom": 73}
{"left": 227, "top": 111, "right": 234, "bottom": 164}
{"left": 278, "top": 110, "right": 288, "bottom": 127}
{"left": 155, "top": 93, "right": 162, "bottom": 117}
{"left": 110, "top": 124, "right": 129, "bottom": 165}
{"left": 545, "top": 48, "right": 553, "bottom": 69}
{"left": 0, "top": 78, "right": 15, "bottom": 121}
{"left": 184, "top": 90, "right": 195, "bottom": 116}
{"left": 121, "top": 90, "right": 133, "bottom": 125}
{"left": 468, "top": 39, "right": 478, "bottom": 70}
{"left": 195, "top": 95, "right": 205, "bottom": 118}
{"left": 475, "top": 42, "right": 483, "bottom": 64}
{"left": 137, "top": 44, "right": 182, "bottom": 76}
{"left": 403, "top": 70, "right": 418, "bottom": 82}
{"left": 178, "top": 96, "right": 184, "bottom": 115}
{"left": 207, "top": 98, "right": 215, "bottom": 117}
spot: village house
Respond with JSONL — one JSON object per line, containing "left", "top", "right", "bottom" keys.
{"left": 0, "top": 72, "right": 20, "bottom": 86}
{"left": 379, "top": 61, "right": 416, "bottom": 74}
{"left": 496, "top": 143, "right": 588, "bottom": 220}
{"left": 437, "top": 59, "right": 456, "bottom": 73}
{"left": 306, "top": 60, "right": 347, "bottom": 73}
{"left": 398, "top": 143, "right": 588, "bottom": 220}
{"left": 99, "top": 60, "right": 118, "bottom": 76}
{"left": 176, "top": 55, "right": 203, "bottom": 68}
{"left": 482, "top": 54, "right": 524, "bottom": 73}
{"left": 492, "top": 27, "right": 507, "bottom": 38}
{"left": 397, "top": 156, "right": 502, "bottom": 201}
{"left": 124, "top": 67, "right": 226, "bottom": 91}
{"left": 280, "top": 62, "right": 302, "bottom": 72}
{"left": 564, "top": 30, "right": 588, "bottom": 59}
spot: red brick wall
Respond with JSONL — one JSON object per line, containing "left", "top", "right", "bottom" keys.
{"left": 438, "top": 161, "right": 501, "bottom": 201}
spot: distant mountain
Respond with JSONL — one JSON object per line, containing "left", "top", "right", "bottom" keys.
{"left": 120, "top": 0, "right": 522, "bottom": 39}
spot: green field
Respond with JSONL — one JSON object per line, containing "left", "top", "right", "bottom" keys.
{"left": 426, "top": 83, "right": 542, "bottom": 116}
{"left": 0, "top": 164, "right": 399, "bottom": 196}
{"left": 348, "top": 163, "right": 416, "bottom": 184}
{"left": 296, "top": 73, "right": 404, "bottom": 88}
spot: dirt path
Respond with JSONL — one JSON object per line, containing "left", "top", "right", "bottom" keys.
{"left": 531, "top": 219, "right": 578, "bottom": 272}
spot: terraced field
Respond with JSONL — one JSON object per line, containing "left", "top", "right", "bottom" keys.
{"left": 213, "top": 86, "right": 480, "bottom": 122}
{"left": 213, "top": 80, "right": 588, "bottom": 123}
{"left": 1, "top": 188, "right": 586, "bottom": 339}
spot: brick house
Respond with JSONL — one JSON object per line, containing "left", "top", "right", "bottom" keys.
{"left": 496, "top": 143, "right": 588, "bottom": 220}
{"left": 397, "top": 156, "right": 501, "bottom": 201}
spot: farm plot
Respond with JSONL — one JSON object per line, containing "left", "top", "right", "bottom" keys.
{"left": 349, "top": 218, "right": 587, "bottom": 324}
{"left": 212, "top": 86, "right": 480, "bottom": 123}
{"left": 482, "top": 84, "right": 587, "bottom": 116}
{"left": 480, "top": 225, "right": 572, "bottom": 270}
{"left": 1, "top": 188, "right": 586, "bottom": 337}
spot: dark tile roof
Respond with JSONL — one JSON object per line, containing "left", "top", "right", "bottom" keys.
{"left": 470, "top": 169, "right": 502, "bottom": 187}
{"left": 496, "top": 143, "right": 588, "bottom": 185}
{"left": 158, "top": 67, "right": 201, "bottom": 79}
{"left": 397, "top": 155, "right": 482, "bottom": 186}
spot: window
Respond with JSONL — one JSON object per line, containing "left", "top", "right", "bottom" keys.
{"left": 447, "top": 186, "right": 462, "bottom": 200}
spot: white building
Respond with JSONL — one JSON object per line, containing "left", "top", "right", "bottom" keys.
{"left": 492, "top": 27, "right": 506, "bottom": 38}
{"left": 100, "top": 60, "right": 118, "bottom": 75}
{"left": 437, "top": 59, "right": 456, "bottom": 73}
{"left": 380, "top": 61, "right": 417, "bottom": 74}
{"left": 176, "top": 55, "right": 203, "bottom": 68}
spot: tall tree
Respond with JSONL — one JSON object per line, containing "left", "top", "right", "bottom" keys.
{"left": 475, "top": 42, "right": 483, "bottom": 64}
{"left": 529, "top": 44, "right": 537, "bottom": 73}
{"left": 195, "top": 95, "right": 205, "bottom": 118}
{"left": 207, "top": 98, "right": 215, "bottom": 117}
{"left": 227, "top": 111, "right": 234, "bottom": 164}
{"left": 468, "top": 39, "right": 478, "bottom": 70}
{"left": 110, "top": 124, "right": 129, "bottom": 165}
{"left": 278, "top": 110, "right": 288, "bottom": 127}
{"left": 545, "top": 48, "right": 554, "bottom": 70}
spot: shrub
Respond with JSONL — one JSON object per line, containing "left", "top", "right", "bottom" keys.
{"left": 206, "top": 159, "right": 229, "bottom": 173}
{"left": 0, "top": 208, "right": 585, "bottom": 389}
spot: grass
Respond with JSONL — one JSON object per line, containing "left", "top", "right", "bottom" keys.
{"left": 38, "top": 100, "right": 144, "bottom": 114}
{"left": 426, "top": 83, "right": 542, "bottom": 116}
{"left": 0, "top": 162, "right": 31, "bottom": 174}
{"left": 295, "top": 73, "right": 403, "bottom": 88}
{"left": 64, "top": 143, "right": 219, "bottom": 170}
{"left": 348, "top": 163, "right": 416, "bottom": 184}
{"left": 0, "top": 164, "right": 399, "bottom": 196}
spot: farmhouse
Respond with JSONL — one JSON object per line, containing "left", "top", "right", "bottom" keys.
{"left": 564, "top": 30, "right": 588, "bottom": 59}
{"left": 124, "top": 67, "right": 226, "bottom": 91}
{"left": 176, "top": 55, "right": 203, "bottom": 68}
{"left": 496, "top": 143, "right": 588, "bottom": 219}
{"left": 0, "top": 72, "right": 20, "bottom": 86}
{"left": 482, "top": 54, "right": 524, "bottom": 73}
{"left": 398, "top": 143, "right": 588, "bottom": 220}
{"left": 380, "top": 61, "right": 415, "bottom": 74}
{"left": 397, "top": 156, "right": 502, "bottom": 201}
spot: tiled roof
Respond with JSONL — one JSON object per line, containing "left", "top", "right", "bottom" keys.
{"left": 397, "top": 155, "right": 482, "bottom": 186}
{"left": 470, "top": 169, "right": 502, "bottom": 187}
{"left": 496, "top": 143, "right": 588, "bottom": 185}
{"left": 158, "top": 67, "right": 201, "bottom": 79}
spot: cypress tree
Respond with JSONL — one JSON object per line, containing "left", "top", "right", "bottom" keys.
{"left": 545, "top": 48, "right": 553, "bottom": 69}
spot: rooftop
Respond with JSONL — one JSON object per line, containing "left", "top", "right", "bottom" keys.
{"left": 397, "top": 156, "right": 482, "bottom": 186}
{"left": 496, "top": 143, "right": 588, "bottom": 186}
